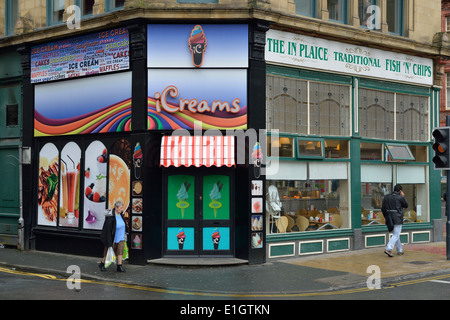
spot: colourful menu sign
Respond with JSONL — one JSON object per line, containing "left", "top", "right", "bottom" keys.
{"left": 31, "top": 27, "right": 129, "bottom": 83}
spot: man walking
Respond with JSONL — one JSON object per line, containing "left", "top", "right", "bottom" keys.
{"left": 381, "top": 184, "right": 408, "bottom": 257}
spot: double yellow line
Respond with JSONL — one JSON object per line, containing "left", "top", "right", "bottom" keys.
{"left": 1, "top": 266, "right": 449, "bottom": 298}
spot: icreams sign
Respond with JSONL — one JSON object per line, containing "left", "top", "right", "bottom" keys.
{"left": 266, "top": 29, "right": 433, "bottom": 86}
{"left": 147, "top": 24, "right": 248, "bottom": 130}
{"left": 31, "top": 27, "right": 129, "bottom": 83}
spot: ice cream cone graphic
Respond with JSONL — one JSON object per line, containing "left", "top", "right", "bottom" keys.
{"left": 209, "top": 181, "right": 223, "bottom": 219}
{"left": 176, "top": 181, "right": 190, "bottom": 219}
{"left": 188, "top": 25, "right": 207, "bottom": 67}
{"left": 212, "top": 228, "right": 220, "bottom": 250}
{"left": 177, "top": 228, "right": 185, "bottom": 250}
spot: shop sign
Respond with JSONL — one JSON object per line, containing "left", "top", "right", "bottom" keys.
{"left": 147, "top": 24, "right": 248, "bottom": 130}
{"left": 266, "top": 29, "right": 433, "bottom": 86}
{"left": 31, "top": 27, "right": 129, "bottom": 83}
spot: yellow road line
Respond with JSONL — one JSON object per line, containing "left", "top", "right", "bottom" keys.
{"left": 1, "top": 266, "right": 448, "bottom": 298}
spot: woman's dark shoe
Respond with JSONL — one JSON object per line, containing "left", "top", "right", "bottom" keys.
{"left": 384, "top": 250, "right": 393, "bottom": 257}
{"left": 99, "top": 262, "right": 106, "bottom": 271}
{"left": 117, "top": 265, "right": 125, "bottom": 272}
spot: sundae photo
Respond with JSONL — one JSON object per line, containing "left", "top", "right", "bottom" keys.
{"left": 212, "top": 228, "right": 220, "bottom": 250}
{"left": 209, "top": 181, "right": 223, "bottom": 219}
{"left": 176, "top": 181, "right": 190, "bottom": 219}
{"left": 188, "top": 25, "right": 207, "bottom": 67}
{"left": 252, "top": 142, "right": 263, "bottom": 178}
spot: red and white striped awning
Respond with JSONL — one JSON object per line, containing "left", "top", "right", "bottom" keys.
{"left": 160, "top": 135, "right": 235, "bottom": 168}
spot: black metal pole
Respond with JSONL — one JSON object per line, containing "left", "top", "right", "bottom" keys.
{"left": 446, "top": 116, "right": 450, "bottom": 260}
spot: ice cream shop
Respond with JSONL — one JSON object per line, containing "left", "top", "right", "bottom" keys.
{"left": 24, "top": 22, "right": 267, "bottom": 265}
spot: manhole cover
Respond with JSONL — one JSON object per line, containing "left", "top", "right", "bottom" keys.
{"left": 408, "top": 261, "right": 430, "bottom": 265}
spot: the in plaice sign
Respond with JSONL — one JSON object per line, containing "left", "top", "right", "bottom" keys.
{"left": 265, "top": 29, "right": 433, "bottom": 86}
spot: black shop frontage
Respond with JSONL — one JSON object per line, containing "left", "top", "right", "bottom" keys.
{"left": 21, "top": 21, "right": 269, "bottom": 265}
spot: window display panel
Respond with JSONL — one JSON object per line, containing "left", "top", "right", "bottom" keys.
{"left": 397, "top": 165, "right": 428, "bottom": 223}
{"left": 266, "top": 162, "right": 350, "bottom": 234}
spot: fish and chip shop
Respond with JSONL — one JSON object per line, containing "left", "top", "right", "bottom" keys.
{"left": 21, "top": 21, "right": 443, "bottom": 265}
{"left": 263, "top": 28, "right": 442, "bottom": 259}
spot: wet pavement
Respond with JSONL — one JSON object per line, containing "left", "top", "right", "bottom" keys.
{"left": 0, "top": 241, "right": 449, "bottom": 299}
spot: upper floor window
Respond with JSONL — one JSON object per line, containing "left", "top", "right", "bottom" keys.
{"left": 82, "top": 0, "right": 95, "bottom": 16}
{"left": 327, "top": 0, "right": 348, "bottom": 24}
{"left": 386, "top": 0, "right": 404, "bottom": 35}
{"left": 106, "top": 0, "right": 125, "bottom": 11}
{"left": 294, "top": 0, "right": 316, "bottom": 18}
{"left": 48, "top": 0, "right": 65, "bottom": 26}
{"left": 359, "top": 0, "right": 380, "bottom": 30}
{"left": 6, "top": 0, "right": 19, "bottom": 35}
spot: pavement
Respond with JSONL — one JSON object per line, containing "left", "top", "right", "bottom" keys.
{"left": 0, "top": 241, "right": 450, "bottom": 298}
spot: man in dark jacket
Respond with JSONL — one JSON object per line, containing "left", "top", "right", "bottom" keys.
{"left": 381, "top": 184, "right": 408, "bottom": 257}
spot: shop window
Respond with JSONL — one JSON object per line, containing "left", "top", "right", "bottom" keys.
{"left": 408, "top": 145, "right": 427, "bottom": 162}
{"left": 296, "top": 138, "right": 324, "bottom": 159}
{"left": 397, "top": 165, "right": 428, "bottom": 223}
{"left": 266, "top": 75, "right": 351, "bottom": 137}
{"left": 5, "top": 0, "right": 19, "bottom": 35}
{"left": 266, "top": 75, "right": 308, "bottom": 135}
{"left": 386, "top": 0, "right": 404, "bottom": 35}
{"left": 324, "top": 139, "right": 349, "bottom": 158}
{"left": 360, "top": 142, "right": 383, "bottom": 160}
{"left": 309, "top": 81, "right": 350, "bottom": 136}
{"left": 48, "top": 0, "right": 65, "bottom": 26}
{"left": 267, "top": 135, "right": 295, "bottom": 158}
{"left": 327, "top": 0, "right": 348, "bottom": 24}
{"left": 359, "top": 0, "right": 380, "bottom": 30}
{"left": 385, "top": 143, "right": 414, "bottom": 162}
{"left": 396, "top": 93, "right": 428, "bottom": 142}
{"left": 267, "top": 162, "right": 349, "bottom": 234}
{"left": 359, "top": 88, "right": 394, "bottom": 140}
{"left": 294, "top": 0, "right": 316, "bottom": 17}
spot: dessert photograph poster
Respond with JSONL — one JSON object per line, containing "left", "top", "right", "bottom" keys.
{"left": 37, "top": 143, "right": 59, "bottom": 227}
{"left": 34, "top": 72, "right": 132, "bottom": 136}
{"left": 59, "top": 142, "right": 81, "bottom": 228}
{"left": 83, "top": 140, "right": 108, "bottom": 230}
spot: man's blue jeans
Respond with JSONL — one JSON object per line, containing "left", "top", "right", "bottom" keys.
{"left": 386, "top": 225, "right": 403, "bottom": 253}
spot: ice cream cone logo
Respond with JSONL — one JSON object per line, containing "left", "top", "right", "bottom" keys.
{"left": 188, "top": 25, "right": 207, "bottom": 67}
{"left": 176, "top": 181, "right": 190, "bottom": 219}
{"left": 177, "top": 228, "right": 186, "bottom": 250}
{"left": 212, "top": 228, "right": 220, "bottom": 250}
{"left": 209, "top": 181, "right": 223, "bottom": 219}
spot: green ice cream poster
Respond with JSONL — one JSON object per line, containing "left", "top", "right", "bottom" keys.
{"left": 168, "top": 175, "right": 195, "bottom": 220}
{"left": 203, "top": 175, "right": 229, "bottom": 220}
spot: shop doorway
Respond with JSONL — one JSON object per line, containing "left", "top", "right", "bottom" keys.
{"left": 164, "top": 171, "right": 233, "bottom": 257}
